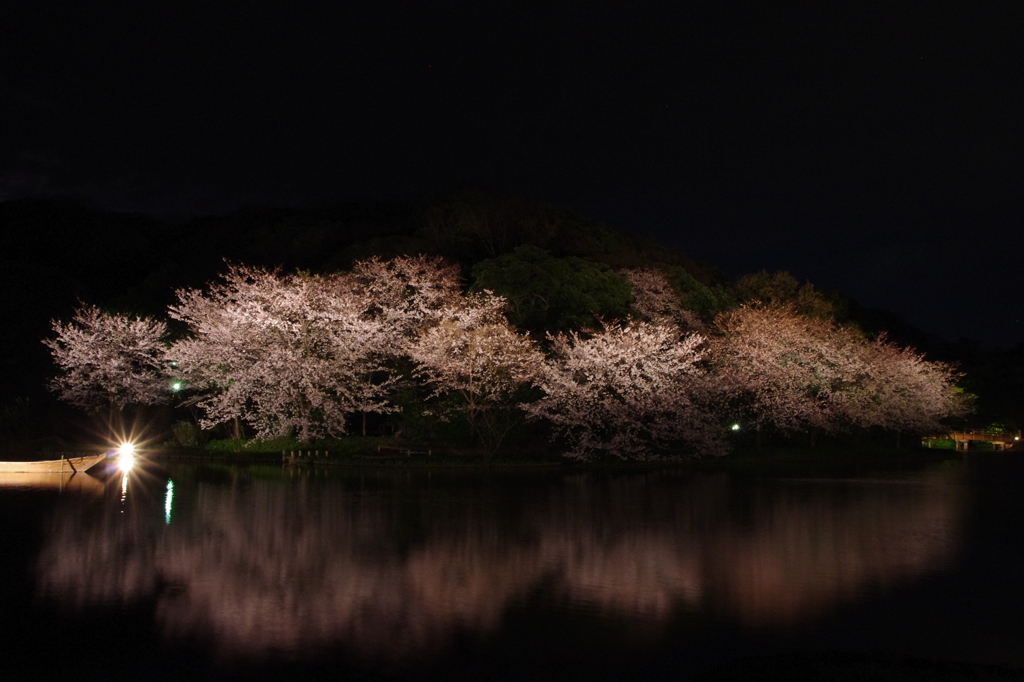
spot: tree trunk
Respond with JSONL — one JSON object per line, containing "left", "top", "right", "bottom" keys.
{"left": 105, "top": 399, "right": 125, "bottom": 442}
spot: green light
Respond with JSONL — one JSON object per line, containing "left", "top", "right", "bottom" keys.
{"left": 165, "top": 480, "right": 174, "bottom": 525}
{"left": 731, "top": 423, "right": 741, "bottom": 431}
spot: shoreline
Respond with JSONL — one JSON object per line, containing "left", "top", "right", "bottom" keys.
{"left": 5, "top": 440, "right": 1013, "bottom": 473}
{"left": 143, "top": 444, "right": 980, "bottom": 473}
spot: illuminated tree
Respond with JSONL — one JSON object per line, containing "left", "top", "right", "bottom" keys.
{"left": 527, "top": 320, "right": 725, "bottom": 459}
{"left": 349, "top": 254, "right": 463, "bottom": 342}
{"left": 845, "top": 336, "right": 970, "bottom": 437}
{"left": 409, "top": 292, "right": 543, "bottom": 452}
{"left": 709, "top": 305, "right": 864, "bottom": 435}
{"left": 710, "top": 305, "right": 970, "bottom": 443}
{"left": 43, "top": 304, "right": 170, "bottom": 412}
{"left": 168, "top": 265, "right": 394, "bottom": 441}
{"left": 619, "top": 267, "right": 702, "bottom": 331}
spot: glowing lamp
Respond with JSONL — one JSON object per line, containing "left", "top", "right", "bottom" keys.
{"left": 171, "top": 382, "right": 182, "bottom": 391}
{"left": 117, "top": 442, "right": 136, "bottom": 472}
{"left": 731, "top": 424, "right": 741, "bottom": 431}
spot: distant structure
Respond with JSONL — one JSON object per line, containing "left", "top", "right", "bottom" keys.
{"left": 923, "top": 430, "right": 1021, "bottom": 451}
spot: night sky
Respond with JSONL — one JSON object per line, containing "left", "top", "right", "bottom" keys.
{"left": 2, "top": 2, "right": 1021, "bottom": 346}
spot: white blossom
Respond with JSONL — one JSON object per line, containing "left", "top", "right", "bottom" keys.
{"left": 527, "top": 320, "right": 725, "bottom": 459}
{"left": 709, "top": 305, "right": 865, "bottom": 433}
{"left": 710, "top": 305, "right": 970, "bottom": 437}
{"left": 409, "top": 292, "right": 543, "bottom": 452}
{"left": 43, "top": 304, "right": 170, "bottom": 411}
{"left": 350, "top": 254, "right": 463, "bottom": 343}
{"left": 620, "top": 267, "right": 702, "bottom": 331}
{"left": 843, "top": 335, "right": 970, "bottom": 434}
{"left": 168, "top": 265, "right": 395, "bottom": 441}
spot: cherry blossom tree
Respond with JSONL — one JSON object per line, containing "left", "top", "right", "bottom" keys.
{"left": 708, "top": 304, "right": 971, "bottom": 446}
{"left": 409, "top": 292, "right": 543, "bottom": 453}
{"left": 168, "top": 265, "right": 395, "bottom": 442}
{"left": 708, "top": 305, "right": 867, "bottom": 437}
{"left": 619, "top": 267, "right": 703, "bottom": 331}
{"left": 526, "top": 320, "right": 725, "bottom": 460}
{"left": 844, "top": 336, "right": 970, "bottom": 439}
{"left": 44, "top": 304, "right": 170, "bottom": 413}
{"left": 349, "top": 255, "right": 463, "bottom": 343}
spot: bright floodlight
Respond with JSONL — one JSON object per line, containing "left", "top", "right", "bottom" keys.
{"left": 731, "top": 423, "right": 741, "bottom": 431}
{"left": 118, "top": 442, "right": 136, "bottom": 472}
{"left": 171, "top": 382, "right": 182, "bottom": 391}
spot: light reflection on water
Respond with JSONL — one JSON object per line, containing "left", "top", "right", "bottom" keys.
{"left": 35, "top": 467, "right": 963, "bottom": 663}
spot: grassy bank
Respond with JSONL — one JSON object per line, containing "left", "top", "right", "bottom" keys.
{"left": 141, "top": 433, "right": 979, "bottom": 473}
{"left": 152, "top": 434, "right": 565, "bottom": 467}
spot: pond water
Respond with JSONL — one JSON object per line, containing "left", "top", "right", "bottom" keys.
{"left": 2, "top": 456, "right": 1024, "bottom": 681}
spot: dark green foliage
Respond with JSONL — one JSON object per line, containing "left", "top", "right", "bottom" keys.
{"left": 535, "top": 210, "right": 639, "bottom": 264}
{"left": 953, "top": 342, "right": 1024, "bottom": 431}
{"left": 417, "top": 189, "right": 537, "bottom": 262}
{"left": 413, "top": 188, "right": 641, "bottom": 265}
{"left": 413, "top": 400, "right": 482, "bottom": 447}
{"left": 0, "top": 397, "right": 35, "bottom": 448}
{"left": 733, "top": 270, "right": 836, "bottom": 320}
{"left": 171, "top": 420, "right": 205, "bottom": 448}
{"left": 412, "top": 189, "right": 723, "bottom": 278}
{"left": 660, "top": 264, "right": 736, "bottom": 321}
{"left": 199, "top": 434, "right": 392, "bottom": 457}
{"left": 172, "top": 202, "right": 421, "bottom": 276}
{"left": 471, "top": 245, "right": 633, "bottom": 333}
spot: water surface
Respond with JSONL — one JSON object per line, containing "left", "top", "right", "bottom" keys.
{"left": 4, "top": 456, "right": 1024, "bottom": 680}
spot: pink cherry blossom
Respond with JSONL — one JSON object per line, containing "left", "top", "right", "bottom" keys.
{"left": 44, "top": 304, "right": 170, "bottom": 411}
{"left": 168, "top": 265, "right": 395, "bottom": 441}
{"left": 527, "top": 320, "right": 725, "bottom": 459}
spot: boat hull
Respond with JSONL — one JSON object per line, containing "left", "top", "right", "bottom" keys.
{"left": 0, "top": 453, "right": 109, "bottom": 474}
{"left": 0, "top": 471, "right": 106, "bottom": 493}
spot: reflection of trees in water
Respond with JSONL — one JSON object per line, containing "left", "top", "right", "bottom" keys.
{"left": 36, "top": 469, "right": 962, "bottom": 660}
{"left": 694, "top": 477, "right": 961, "bottom": 625}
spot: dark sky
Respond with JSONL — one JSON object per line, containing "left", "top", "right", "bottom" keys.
{"left": 2, "top": 2, "right": 1021, "bottom": 346}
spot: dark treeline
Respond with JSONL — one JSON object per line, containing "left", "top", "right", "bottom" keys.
{"left": 1, "top": 190, "right": 1019, "bottom": 448}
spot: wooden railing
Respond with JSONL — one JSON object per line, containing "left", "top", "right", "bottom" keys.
{"left": 923, "top": 430, "right": 1020, "bottom": 451}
